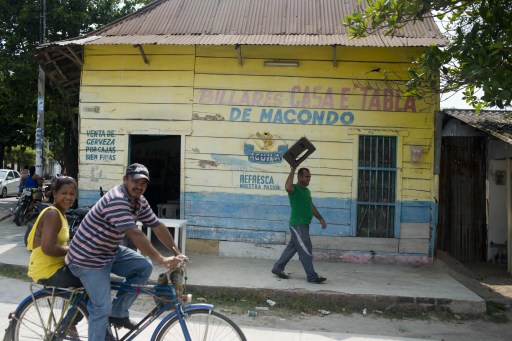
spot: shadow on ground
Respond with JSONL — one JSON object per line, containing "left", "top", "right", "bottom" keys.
{"left": 437, "top": 251, "right": 512, "bottom": 308}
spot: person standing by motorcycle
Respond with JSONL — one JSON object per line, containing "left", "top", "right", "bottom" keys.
{"left": 18, "top": 165, "right": 29, "bottom": 196}
{"left": 26, "top": 176, "right": 81, "bottom": 287}
{"left": 20, "top": 166, "right": 43, "bottom": 212}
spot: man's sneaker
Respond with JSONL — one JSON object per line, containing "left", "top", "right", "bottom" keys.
{"left": 271, "top": 270, "right": 289, "bottom": 279}
{"left": 109, "top": 316, "right": 137, "bottom": 330}
{"left": 67, "top": 325, "right": 81, "bottom": 339}
{"left": 308, "top": 276, "right": 327, "bottom": 284}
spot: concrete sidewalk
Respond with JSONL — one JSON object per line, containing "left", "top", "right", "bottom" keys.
{"left": 0, "top": 210, "right": 485, "bottom": 315}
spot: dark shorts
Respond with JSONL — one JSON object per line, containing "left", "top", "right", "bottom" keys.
{"left": 37, "top": 265, "right": 82, "bottom": 288}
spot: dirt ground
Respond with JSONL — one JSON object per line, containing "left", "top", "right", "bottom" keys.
{"left": 133, "top": 256, "right": 512, "bottom": 341}
{"left": 230, "top": 309, "right": 512, "bottom": 341}
{"left": 133, "top": 296, "right": 511, "bottom": 341}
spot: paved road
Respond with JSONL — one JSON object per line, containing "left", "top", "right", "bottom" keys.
{"left": 0, "top": 196, "right": 17, "bottom": 222}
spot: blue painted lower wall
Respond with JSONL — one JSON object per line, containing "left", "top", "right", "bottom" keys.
{"left": 184, "top": 192, "right": 433, "bottom": 242}
{"left": 79, "top": 189, "right": 103, "bottom": 207}
{"left": 78, "top": 190, "right": 434, "bottom": 252}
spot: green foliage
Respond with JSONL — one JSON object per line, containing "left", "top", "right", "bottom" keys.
{"left": 4, "top": 146, "right": 36, "bottom": 169}
{"left": 0, "top": 0, "right": 151, "bottom": 171}
{"left": 0, "top": 1, "right": 38, "bottom": 155}
{"left": 345, "top": 0, "right": 512, "bottom": 111}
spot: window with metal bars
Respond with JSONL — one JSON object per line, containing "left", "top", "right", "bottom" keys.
{"left": 357, "top": 135, "right": 397, "bottom": 238}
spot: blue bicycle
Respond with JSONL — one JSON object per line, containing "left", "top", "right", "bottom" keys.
{"left": 7, "top": 268, "right": 247, "bottom": 340}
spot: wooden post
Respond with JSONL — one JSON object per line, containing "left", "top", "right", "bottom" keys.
{"left": 507, "top": 158, "right": 512, "bottom": 273}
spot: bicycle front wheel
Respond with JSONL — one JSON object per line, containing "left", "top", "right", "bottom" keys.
{"left": 13, "top": 202, "right": 25, "bottom": 226}
{"left": 154, "top": 308, "right": 246, "bottom": 341}
{"left": 11, "top": 290, "right": 89, "bottom": 341}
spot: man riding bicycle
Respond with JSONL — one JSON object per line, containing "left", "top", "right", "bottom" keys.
{"left": 65, "top": 163, "right": 187, "bottom": 340}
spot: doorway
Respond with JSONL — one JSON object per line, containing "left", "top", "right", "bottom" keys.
{"left": 128, "top": 135, "right": 181, "bottom": 216}
{"left": 437, "top": 136, "right": 487, "bottom": 261}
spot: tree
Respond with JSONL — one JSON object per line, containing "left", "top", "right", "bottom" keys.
{"left": 0, "top": 0, "right": 39, "bottom": 168}
{"left": 4, "top": 146, "right": 36, "bottom": 170}
{"left": 0, "top": 0, "right": 151, "bottom": 176}
{"left": 345, "top": 0, "right": 512, "bottom": 111}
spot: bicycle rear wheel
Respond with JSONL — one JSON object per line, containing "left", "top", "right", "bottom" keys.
{"left": 154, "top": 308, "right": 246, "bottom": 341}
{"left": 11, "top": 290, "right": 89, "bottom": 341}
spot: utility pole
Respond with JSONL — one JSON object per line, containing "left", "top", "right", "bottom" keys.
{"left": 35, "top": 0, "right": 46, "bottom": 176}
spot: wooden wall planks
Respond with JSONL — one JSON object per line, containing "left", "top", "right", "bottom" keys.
{"left": 77, "top": 44, "right": 437, "bottom": 258}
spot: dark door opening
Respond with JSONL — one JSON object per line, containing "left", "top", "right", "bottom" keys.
{"left": 437, "top": 136, "right": 487, "bottom": 261}
{"left": 129, "top": 135, "right": 181, "bottom": 217}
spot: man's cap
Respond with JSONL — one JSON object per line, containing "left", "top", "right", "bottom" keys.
{"left": 125, "top": 163, "right": 150, "bottom": 181}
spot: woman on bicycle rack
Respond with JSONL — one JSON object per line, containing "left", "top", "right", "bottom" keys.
{"left": 65, "top": 163, "right": 187, "bottom": 341}
{"left": 26, "top": 176, "right": 82, "bottom": 287}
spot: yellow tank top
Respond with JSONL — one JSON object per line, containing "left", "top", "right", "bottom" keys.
{"left": 27, "top": 206, "right": 69, "bottom": 282}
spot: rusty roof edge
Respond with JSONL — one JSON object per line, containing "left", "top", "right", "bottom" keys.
{"left": 38, "top": 34, "right": 448, "bottom": 47}
{"left": 444, "top": 109, "right": 512, "bottom": 145}
{"left": 444, "top": 109, "right": 512, "bottom": 121}
{"left": 36, "top": 35, "right": 102, "bottom": 50}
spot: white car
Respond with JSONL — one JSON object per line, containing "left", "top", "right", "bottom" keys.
{"left": 0, "top": 169, "right": 21, "bottom": 198}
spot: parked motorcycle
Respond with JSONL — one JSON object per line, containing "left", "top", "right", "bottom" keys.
{"left": 66, "top": 207, "right": 91, "bottom": 239}
{"left": 11, "top": 187, "right": 46, "bottom": 226}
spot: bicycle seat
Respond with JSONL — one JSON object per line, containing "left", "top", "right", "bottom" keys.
{"left": 36, "top": 279, "right": 84, "bottom": 289}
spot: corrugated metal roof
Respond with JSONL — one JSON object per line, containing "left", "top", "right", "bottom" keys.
{"left": 35, "top": 0, "right": 447, "bottom": 96}
{"left": 444, "top": 109, "right": 512, "bottom": 145}
{"left": 55, "top": 0, "right": 445, "bottom": 47}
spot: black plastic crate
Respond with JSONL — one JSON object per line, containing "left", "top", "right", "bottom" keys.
{"left": 283, "top": 137, "right": 316, "bottom": 168}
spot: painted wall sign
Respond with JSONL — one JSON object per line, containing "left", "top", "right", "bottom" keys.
{"left": 198, "top": 84, "right": 417, "bottom": 115}
{"left": 231, "top": 107, "right": 354, "bottom": 125}
{"left": 85, "top": 129, "right": 117, "bottom": 161}
{"left": 239, "top": 173, "right": 280, "bottom": 190}
{"left": 243, "top": 132, "right": 288, "bottom": 164}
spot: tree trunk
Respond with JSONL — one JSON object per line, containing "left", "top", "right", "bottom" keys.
{"left": 63, "top": 111, "right": 79, "bottom": 180}
{"left": 0, "top": 145, "right": 4, "bottom": 168}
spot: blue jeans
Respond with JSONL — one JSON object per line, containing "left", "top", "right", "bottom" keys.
{"left": 68, "top": 246, "right": 152, "bottom": 340}
{"left": 272, "top": 224, "right": 318, "bottom": 281}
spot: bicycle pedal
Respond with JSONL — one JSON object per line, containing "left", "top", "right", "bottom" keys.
{"left": 109, "top": 316, "right": 137, "bottom": 330}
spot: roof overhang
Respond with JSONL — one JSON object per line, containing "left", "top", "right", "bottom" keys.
{"left": 444, "top": 109, "right": 512, "bottom": 145}
{"left": 34, "top": 44, "right": 83, "bottom": 97}
{"left": 43, "top": 34, "right": 447, "bottom": 47}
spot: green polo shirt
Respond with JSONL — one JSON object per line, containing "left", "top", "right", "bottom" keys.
{"left": 288, "top": 184, "right": 313, "bottom": 225}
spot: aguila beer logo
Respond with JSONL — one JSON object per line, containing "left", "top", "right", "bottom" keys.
{"left": 243, "top": 131, "right": 288, "bottom": 164}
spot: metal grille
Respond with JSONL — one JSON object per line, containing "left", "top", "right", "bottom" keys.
{"left": 357, "top": 136, "right": 397, "bottom": 238}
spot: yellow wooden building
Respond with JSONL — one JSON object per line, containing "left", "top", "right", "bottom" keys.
{"left": 36, "top": 0, "right": 446, "bottom": 262}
